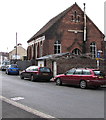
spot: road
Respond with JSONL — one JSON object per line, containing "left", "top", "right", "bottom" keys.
{"left": 1, "top": 71, "right": 105, "bottom": 118}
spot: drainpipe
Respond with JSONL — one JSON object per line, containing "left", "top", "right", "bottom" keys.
{"left": 82, "top": 3, "right": 87, "bottom": 54}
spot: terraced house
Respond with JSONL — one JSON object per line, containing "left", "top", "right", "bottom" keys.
{"left": 27, "top": 3, "right": 105, "bottom": 74}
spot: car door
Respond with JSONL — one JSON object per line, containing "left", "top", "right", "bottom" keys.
{"left": 62, "top": 69, "right": 75, "bottom": 84}
{"left": 23, "top": 67, "right": 32, "bottom": 78}
{"left": 72, "top": 69, "right": 83, "bottom": 85}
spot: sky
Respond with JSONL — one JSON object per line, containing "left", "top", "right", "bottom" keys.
{"left": 0, "top": 0, "right": 105, "bottom": 52}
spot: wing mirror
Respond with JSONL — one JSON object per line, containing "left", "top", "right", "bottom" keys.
{"left": 64, "top": 72, "right": 67, "bottom": 75}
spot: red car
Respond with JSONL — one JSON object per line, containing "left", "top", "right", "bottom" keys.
{"left": 54, "top": 68, "right": 106, "bottom": 89}
{"left": 20, "top": 66, "right": 53, "bottom": 82}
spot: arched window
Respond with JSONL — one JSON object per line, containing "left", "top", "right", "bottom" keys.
{"left": 90, "top": 42, "right": 97, "bottom": 58}
{"left": 54, "top": 40, "right": 61, "bottom": 54}
{"left": 71, "top": 15, "right": 74, "bottom": 21}
{"left": 72, "top": 48, "right": 81, "bottom": 55}
{"left": 77, "top": 16, "right": 80, "bottom": 22}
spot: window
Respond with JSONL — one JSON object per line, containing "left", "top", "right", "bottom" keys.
{"left": 26, "top": 67, "right": 32, "bottom": 72}
{"left": 77, "top": 16, "right": 80, "bottom": 22}
{"left": 33, "top": 68, "right": 38, "bottom": 71}
{"left": 26, "top": 66, "right": 38, "bottom": 72}
{"left": 71, "top": 11, "right": 80, "bottom": 22}
{"left": 54, "top": 40, "right": 61, "bottom": 54}
{"left": 66, "top": 69, "right": 75, "bottom": 75}
{"left": 93, "top": 70, "right": 105, "bottom": 76}
{"left": 90, "top": 42, "right": 97, "bottom": 58}
{"left": 11, "top": 65, "right": 18, "bottom": 68}
{"left": 83, "top": 70, "right": 91, "bottom": 75}
{"left": 71, "top": 15, "right": 74, "bottom": 21}
{"left": 74, "top": 69, "right": 82, "bottom": 75}
{"left": 74, "top": 11, "right": 77, "bottom": 20}
{"left": 40, "top": 67, "right": 51, "bottom": 73}
{"left": 72, "top": 48, "right": 81, "bottom": 55}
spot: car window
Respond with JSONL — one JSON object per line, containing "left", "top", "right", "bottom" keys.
{"left": 11, "top": 65, "right": 18, "bottom": 68}
{"left": 32, "top": 68, "right": 38, "bottom": 71}
{"left": 83, "top": 70, "right": 91, "bottom": 75}
{"left": 66, "top": 69, "right": 75, "bottom": 75}
{"left": 93, "top": 70, "right": 105, "bottom": 76}
{"left": 74, "top": 69, "right": 82, "bottom": 75}
{"left": 26, "top": 67, "right": 32, "bottom": 71}
{"left": 40, "top": 67, "right": 51, "bottom": 72}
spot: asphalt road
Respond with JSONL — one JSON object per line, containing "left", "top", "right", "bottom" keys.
{"left": 2, "top": 100, "right": 40, "bottom": 119}
{"left": 1, "top": 71, "right": 105, "bottom": 118}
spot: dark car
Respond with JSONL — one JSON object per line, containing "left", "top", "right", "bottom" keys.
{"left": 54, "top": 68, "right": 106, "bottom": 89}
{"left": 20, "top": 66, "right": 53, "bottom": 82}
{"left": 6, "top": 64, "right": 20, "bottom": 75}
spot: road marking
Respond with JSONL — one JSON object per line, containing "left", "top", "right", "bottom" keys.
{"left": 11, "top": 97, "right": 24, "bottom": 101}
{"left": 0, "top": 95, "right": 56, "bottom": 119}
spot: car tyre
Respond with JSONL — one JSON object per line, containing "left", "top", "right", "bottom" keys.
{"left": 7, "top": 70, "right": 10, "bottom": 75}
{"left": 20, "top": 74, "right": 24, "bottom": 79}
{"left": 31, "top": 75, "right": 35, "bottom": 82}
{"left": 56, "top": 78, "right": 62, "bottom": 86}
{"left": 80, "top": 80, "right": 87, "bottom": 89}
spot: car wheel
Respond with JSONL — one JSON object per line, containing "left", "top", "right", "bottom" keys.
{"left": 56, "top": 78, "right": 62, "bottom": 86}
{"left": 80, "top": 80, "right": 87, "bottom": 89}
{"left": 31, "top": 75, "right": 35, "bottom": 82}
{"left": 17, "top": 72, "right": 19, "bottom": 75}
{"left": 20, "top": 74, "right": 24, "bottom": 79}
{"left": 7, "top": 70, "right": 10, "bottom": 75}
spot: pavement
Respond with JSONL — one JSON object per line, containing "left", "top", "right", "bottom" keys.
{"left": 1, "top": 101, "right": 43, "bottom": 119}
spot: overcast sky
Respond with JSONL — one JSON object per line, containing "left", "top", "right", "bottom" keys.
{"left": 0, "top": 0, "right": 105, "bottom": 52}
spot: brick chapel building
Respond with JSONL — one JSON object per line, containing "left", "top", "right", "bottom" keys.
{"left": 27, "top": 3, "right": 105, "bottom": 66}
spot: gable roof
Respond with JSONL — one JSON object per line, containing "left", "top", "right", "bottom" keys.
{"left": 27, "top": 3, "right": 76, "bottom": 43}
{"left": 27, "top": 2, "right": 105, "bottom": 43}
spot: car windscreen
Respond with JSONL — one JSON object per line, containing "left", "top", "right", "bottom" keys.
{"left": 93, "top": 70, "right": 105, "bottom": 76}
{"left": 11, "top": 65, "right": 18, "bottom": 68}
{"left": 40, "top": 67, "right": 51, "bottom": 73}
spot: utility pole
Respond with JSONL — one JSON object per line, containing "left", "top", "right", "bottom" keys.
{"left": 16, "top": 32, "right": 17, "bottom": 63}
{"left": 82, "top": 3, "right": 87, "bottom": 54}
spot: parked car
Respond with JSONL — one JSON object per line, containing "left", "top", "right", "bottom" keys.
{"left": 6, "top": 64, "right": 20, "bottom": 75}
{"left": 1, "top": 60, "right": 10, "bottom": 71}
{"left": 54, "top": 68, "right": 106, "bottom": 89}
{"left": 20, "top": 66, "right": 53, "bottom": 82}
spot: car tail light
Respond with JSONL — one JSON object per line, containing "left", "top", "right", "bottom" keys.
{"left": 92, "top": 76, "right": 98, "bottom": 79}
{"left": 33, "top": 71, "right": 39, "bottom": 75}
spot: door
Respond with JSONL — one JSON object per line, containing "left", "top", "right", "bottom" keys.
{"left": 62, "top": 69, "right": 75, "bottom": 84}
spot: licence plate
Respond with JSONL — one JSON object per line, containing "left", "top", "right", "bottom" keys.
{"left": 42, "top": 73, "right": 48, "bottom": 75}
{"left": 12, "top": 69, "right": 16, "bottom": 71}
{"left": 99, "top": 76, "right": 103, "bottom": 78}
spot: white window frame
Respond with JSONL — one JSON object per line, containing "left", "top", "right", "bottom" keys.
{"left": 54, "top": 40, "right": 61, "bottom": 54}
{"left": 90, "top": 42, "right": 97, "bottom": 58}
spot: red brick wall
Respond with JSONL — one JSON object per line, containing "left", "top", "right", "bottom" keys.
{"left": 27, "top": 4, "right": 105, "bottom": 60}
{"left": 41, "top": 5, "right": 104, "bottom": 56}
{"left": 45, "top": 57, "right": 105, "bottom": 75}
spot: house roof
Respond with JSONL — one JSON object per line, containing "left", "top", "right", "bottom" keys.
{"left": 27, "top": 2, "right": 105, "bottom": 43}
{"left": 36, "top": 52, "right": 70, "bottom": 60}
{"left": 27, "top": 3, "right": 76, "bottom": 43}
